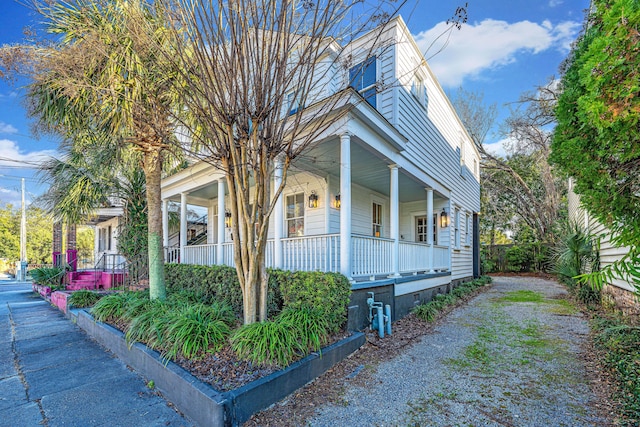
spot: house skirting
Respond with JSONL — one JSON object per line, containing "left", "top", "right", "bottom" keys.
{"left": 347, "top": 272, "right": 474, "bottom": 330}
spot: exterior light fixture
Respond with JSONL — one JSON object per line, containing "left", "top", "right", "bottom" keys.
{"left": 440, "top": 208, "right": 449, "bottom": 228}
{"left": 335, "top": 194, "right": 341, "bottom": 209}
{"left": 224, "top": 210, "right": 232, "bottom": 228}
{"left": 308, "top": 191, "right": 319, "bottom": 208}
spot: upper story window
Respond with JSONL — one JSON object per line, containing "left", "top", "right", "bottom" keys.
{"left": 286, "top": 193, "right": 305, "bottom": 237}
{"left": 287, "top": 90, "right": 301, "bottom": 115}
{"left": 349, "top": 56, "right": 377, "bottom": 108}
{"left": 412, "top": 75, "right": 427, "bottom": 105}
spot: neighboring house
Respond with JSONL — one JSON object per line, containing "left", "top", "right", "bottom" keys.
{"left": 160, "top": 16, "right": 481, "bottom": 322}
{"left": 87, "top": 206, "right": 125, "bottom": 270}
{"left": 568, "top": 178, "right": 638, "bottom": 313}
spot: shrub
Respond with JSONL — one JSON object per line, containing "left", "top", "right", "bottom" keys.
{"left": 68, "top": 290, "right": 103, "bottom": 308}
{"left": 505, "top": 245, "right": 533, "bottom": 272}
{"left": 577, "top": 283, "right": 601, "bottom": 306}
{"left": 164, "top": 264, "right": 282, "bottom": 318}
{"left": 279, "top": 271, "right": 351, "bottom": 333}
{"left": 30, "top": 266, "right": 65, "bottom": 290}
{"left": 277, "top": 306, "right": 329, "bottom": 352}
{"left": 593, "top": 318, "right": 640, "bottom": 424}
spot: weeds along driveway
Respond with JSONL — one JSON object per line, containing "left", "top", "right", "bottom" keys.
{"left": 309, "top": 276, "right": 610, "bottom": 427}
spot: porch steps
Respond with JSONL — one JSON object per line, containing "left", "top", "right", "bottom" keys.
{"left": 67, "top": 271, "right": 101, "bottom": 291}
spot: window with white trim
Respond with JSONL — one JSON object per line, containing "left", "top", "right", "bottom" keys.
{"left": 349, "top": 56, "right": 377, "bottom": 108}
{"left": 433, "top": 213, "right": 438, "bottom": 245}
{"left": 287, "top": 90, "right": 301, "bottom": 115}
{"left": 416, "top": 216, "right": 427, "bottom": 243}
{"left": 454, "top": 208, "right": 460, "bottom": 249}
{"left": 465, "top": 213, "right": 472, "bottom": 246}
{"left": 372, "top": 202, "right": 383, "bottom": 237}
{"left": 411, "top": 75, "right": 427, "bottom": 105}
{"left": 286, "top": 193, "right": 305, "bottom": 237}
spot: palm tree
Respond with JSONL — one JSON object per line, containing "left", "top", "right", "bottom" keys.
{"left": 27, "top": 0, "right": 183, "bottom": 300}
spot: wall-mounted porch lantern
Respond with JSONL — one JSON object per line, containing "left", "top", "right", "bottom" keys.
{"left": 440, "top": 208, "right": 449, "bottom": 228}
{"left": 334, "top": 194, "right": 341, "bottom": 209}
{"left": 225, "top": 210, "right": 232, "bottom": 228}
{"left": 308, "top": 191, "right": 319, "bottom": 209}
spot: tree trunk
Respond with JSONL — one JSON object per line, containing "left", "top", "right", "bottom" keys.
{"left": 143, "top": 148, "right": 166, "bottom": 300}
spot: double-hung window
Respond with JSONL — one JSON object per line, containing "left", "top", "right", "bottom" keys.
{"left": 416, "top": 216, "right": 427, "bottom": 243}
{"left": 372, "top": 202, "right": 383, "bottom": 237}
{"left": 286, "top": 193, "right": 305, "bottom": 237}
{"left": 287, "top": 91, "right": 301, "bottom": 115}
{"left": 349, "top": 56, "right": 377, "bottom": 108}
{"left": 454, "top": 208, "right": 461, "bottom": 249}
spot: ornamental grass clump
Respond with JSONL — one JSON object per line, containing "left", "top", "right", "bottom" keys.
{"left": 231, "top": 306, "right": 330, "bottom": 367}
{"left": 164, "top": 303, "right": 233, "bottom": 360}
{"left": 68, "top": 290, "right": 103, "bottom": 308}
{"left": 91, "top": 292, "right": 135, "bottom": 323}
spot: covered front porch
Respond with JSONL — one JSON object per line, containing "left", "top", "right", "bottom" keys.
{"left": 167, "top": 233, "right": 450, "bottom": 281}
{"left": 161, "top": 108, "right": 453, "bottom": 282}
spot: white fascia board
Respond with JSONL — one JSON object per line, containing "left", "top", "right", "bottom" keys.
{"left": 162, "top": 161, "right": 223, "bottom": 200}
{"left": 347, "top": 115, "right": 450, "bottom": 198}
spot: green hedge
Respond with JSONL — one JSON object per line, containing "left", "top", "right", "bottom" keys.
{"left": 164, "top": 264, "right": 351, "bottom": 332}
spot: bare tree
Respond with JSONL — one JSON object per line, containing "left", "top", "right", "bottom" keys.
{"left": 157, "top": 0, "right": 468, "bottom": 324}
{"left": 454, "top": 85, "right": 565, "bottom": 242}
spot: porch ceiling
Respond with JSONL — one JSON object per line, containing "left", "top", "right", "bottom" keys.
{"left": 293, "top": 137, "right": 439, "bottom": 203}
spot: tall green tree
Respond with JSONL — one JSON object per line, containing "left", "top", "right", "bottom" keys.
{"left": 2, "top": 0, "right": 184, "bottom": 299}
{"left": 551, "top": 0, "right": 640, "bottom": 290}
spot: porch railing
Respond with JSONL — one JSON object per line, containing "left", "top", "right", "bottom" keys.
{"left": 172, "top": 234, "right": 449, "bottom": 277}
{"left": 282, "top": 234, "right": 340, "bottom": 272}
{"left": 165, "top": 246, "right": 180, "bottom": 264}
{"left": 183, "top": 244, "right": 217, "bottom": 266}
{"left": 351, "top": 235, "right": 393, "bottom": 277}
{"left": 399, "top": 241, "right": 430, "bottom": 273}
{"left": 433, "top": 245, "right": 450, "bottom": 271}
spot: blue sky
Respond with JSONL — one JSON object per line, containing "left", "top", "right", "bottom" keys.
{"left": 0, "top": 0, "right": 590, "bottom": 206}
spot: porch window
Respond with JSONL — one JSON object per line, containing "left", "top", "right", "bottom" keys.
{"left": 433, "top": 213, "right": 438, "bottom": 245}
{"left": 372, "top": 202, "right": 383, "bottom": 237}
{"left": 286, "top": 193, "right": 305, "bottom": 237}
{"left": 416, "top": 216, "right": 427, "bottom": 242}
{"left": 349, "top": 56, "right": 377, "bottom": 108}
{"left": 454, "top": 208, "right": 460, "bottom": 249}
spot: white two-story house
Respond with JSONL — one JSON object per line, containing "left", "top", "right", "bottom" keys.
{"left": 160, "top": 16, "right": 481, "bottom": 322}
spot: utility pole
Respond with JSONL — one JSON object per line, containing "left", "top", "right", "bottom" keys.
{"left": 20, "top": 178, "right": 27, "bottom": 281}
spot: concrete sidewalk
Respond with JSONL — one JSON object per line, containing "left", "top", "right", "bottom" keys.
{"left": 0, "top": 281, "right": 193, "bottom": 427}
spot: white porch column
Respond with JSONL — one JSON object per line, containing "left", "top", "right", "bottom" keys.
{"left": 217, "top": 179, "right": 225, "bottom": 264}
{"left": 180, "top": 192, "right": 188, "bottom": 261}
{"left": 426, "top": 188, "right": 434, "bottom": 272}
{"left": 273, "top": 158, "right": 284, "bottom": 269}
{"left": 389, "top": 165, "right": 400, "bottom": 277}
{"left": 162, "top": 199, "right": 169, "bottom": 248}
{"left": 340, "top": 134, "right": 352, "bottom": 280}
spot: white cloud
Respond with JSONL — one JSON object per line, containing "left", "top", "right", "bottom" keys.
{"left": 548, "top": 0, "right": 564, "bottom": 7}
{"left": 0, "top": 187, "right": 21, "bottom": 207}
{"left": 0, "top": 139, "right": 58, "bottom": 168}
{"left": 0, "top": 122, "right": 18, "bottom": 134}
{"left": 483, "top": 137, "right": 509, "bottom": 158}
{"left": 414, "top": 18, "right": 581, "bottom": 87}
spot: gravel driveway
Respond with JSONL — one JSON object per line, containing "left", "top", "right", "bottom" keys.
{"left": 308, "top": 276, "right": 610, "bottom": 426}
